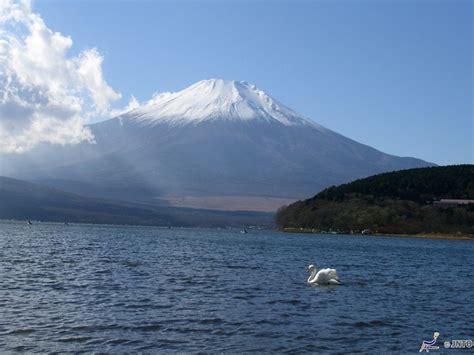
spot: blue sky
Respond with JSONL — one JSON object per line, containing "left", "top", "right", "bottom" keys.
{"left": 34, "top": 0, "right": 472, "bottom": 165}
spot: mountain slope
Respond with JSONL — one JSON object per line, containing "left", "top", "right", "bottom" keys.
{"left": 3, "top": 79, "right": 434, "bottom": 210}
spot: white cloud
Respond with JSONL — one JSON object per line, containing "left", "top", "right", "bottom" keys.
{"left": 0, "top": 0, "right": 125, "bottom": 153}
{"left": 109, "top": 95, "right": 140, "bottom": 118}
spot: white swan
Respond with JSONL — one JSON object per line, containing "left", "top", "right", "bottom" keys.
{"left": 307, "top": 264, "right": 340, "bottom": 285}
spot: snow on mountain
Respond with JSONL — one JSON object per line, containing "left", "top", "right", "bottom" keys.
{"left": 123, "top": 79, "right": 320, "bottom": 127}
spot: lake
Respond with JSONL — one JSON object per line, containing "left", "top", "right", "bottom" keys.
{"left": 0, "top": 220, "right": 472, "bottom": 352}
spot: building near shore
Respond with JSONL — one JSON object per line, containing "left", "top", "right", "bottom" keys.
{"left": 433, "top": 199, "right": 474, "bottom": 208}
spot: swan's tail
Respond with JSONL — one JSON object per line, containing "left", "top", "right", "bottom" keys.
{"left": 328, "top": 279, "right": 340, "bottom": 285}
{"left": 328, "top": 268, "right": 339, "bottom": 281}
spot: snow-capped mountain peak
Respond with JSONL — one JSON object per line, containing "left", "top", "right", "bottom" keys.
{"left": 123, "top": 79, "right": 317, "bottom": 127}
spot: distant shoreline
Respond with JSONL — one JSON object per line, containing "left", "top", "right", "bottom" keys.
{"left": 281, "top": 228, "right": 474, "bottom": 241}
{"left": 2, "top": 219, "right": 472, "bottom": 240}
{"left": 0, "top": 219, "right": 274, "bottom": 230}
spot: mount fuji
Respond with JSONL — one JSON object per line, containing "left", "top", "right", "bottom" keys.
{"left": 5, "top": 79, "right": 433, "bottom": 211}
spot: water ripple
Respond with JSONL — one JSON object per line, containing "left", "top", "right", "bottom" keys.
{"left": 0, "top": 220, "right": 472, "bottom": 352}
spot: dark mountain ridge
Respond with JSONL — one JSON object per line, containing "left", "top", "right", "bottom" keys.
{"left": 0, "top": 176, "right": 273, "bottom": 227}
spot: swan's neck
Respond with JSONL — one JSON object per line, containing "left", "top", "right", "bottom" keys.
{"left": 308, "top": 268, "right": 317, "bottom": 282}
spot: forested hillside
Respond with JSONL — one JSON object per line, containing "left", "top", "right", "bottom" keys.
{"left": 276, "top": 165, "right": 474, "bottom": 237}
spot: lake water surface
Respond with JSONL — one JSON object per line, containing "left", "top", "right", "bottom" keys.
{"left": 0, "top": 221, "right": 472, "bottom": 352}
